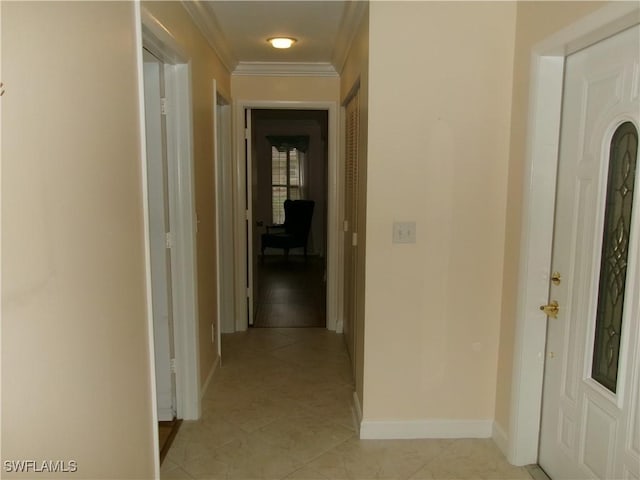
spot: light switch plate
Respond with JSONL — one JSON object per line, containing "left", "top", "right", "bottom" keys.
{"left": 393, "top": 221, "right": 416, "bottom": 244}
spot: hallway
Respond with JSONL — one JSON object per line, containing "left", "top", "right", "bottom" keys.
{"left": 255, "top": 257, "right": 326, "bottom": 328}
{"left": 160, "top": 329, "right": 532, "bottom": 479}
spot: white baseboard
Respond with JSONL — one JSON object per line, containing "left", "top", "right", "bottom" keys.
{"left": 492, "top": 421, "right": 509, "bottom": 457}
{"left": 200, "top": 355, "right": 219, "bottom": 399}
{"left": 359, "top": 419, "right": 493, "bottom": 440}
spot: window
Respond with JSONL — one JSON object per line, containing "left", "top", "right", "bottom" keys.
{"left": 270, "top": 139, "right": 307, "bottom": 224}
{"left": 591, "top": 121, "right": 638, "bottom": 393}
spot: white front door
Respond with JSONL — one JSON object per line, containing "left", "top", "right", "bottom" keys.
{"left": 539, "top": 25, "right": 640, "bottom": 479}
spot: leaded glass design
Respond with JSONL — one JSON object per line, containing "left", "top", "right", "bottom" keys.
{"left": 592, "top": 122, "right": 638, "bottom": 393}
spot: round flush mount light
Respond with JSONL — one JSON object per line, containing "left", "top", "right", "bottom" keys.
{"left": 268, "top": 37, "right": 297, "bottom": 49}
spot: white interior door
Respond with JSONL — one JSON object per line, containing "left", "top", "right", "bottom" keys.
{"left": 218, "top": 99, "right": 234, "bottom": 334}
{"left": 539, "top": 25, "right": 640, "bottom": 479}
{"left": 214, "top": 84, "right": 234, "bottom": 348}
{"left": 245, "top": 108, "right": 255, "bottom": 326}
{"left": 143, "top": 48, "right": 176, "bottom": 421}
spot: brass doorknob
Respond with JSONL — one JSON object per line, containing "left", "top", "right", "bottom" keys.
{"left": 540, "top": 300, "right": 559, "bottom": 319}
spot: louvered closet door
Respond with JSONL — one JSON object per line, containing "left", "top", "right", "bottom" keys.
{"left": 344, "top": 89, "right": 359, "bottom": 368}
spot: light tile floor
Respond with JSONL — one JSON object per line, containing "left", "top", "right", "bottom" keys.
{"left": 161, "top": 328, "right": 533, "bottom": 480}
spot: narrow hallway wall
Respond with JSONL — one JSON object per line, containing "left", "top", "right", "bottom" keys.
{"left": 2, "top": 2, "right": 155, "bottom": 476}
{"left": 362, "top": 1, "right": 516, "bottom": 432}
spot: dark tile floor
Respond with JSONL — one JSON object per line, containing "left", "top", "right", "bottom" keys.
{"left": 159, "top": 418, "right": 182, "bottom": 464}
{"left": 254, "top": 256, "right": 326, "bottom": 328}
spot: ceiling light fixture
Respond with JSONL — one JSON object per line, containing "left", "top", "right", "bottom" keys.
{"left": 268, "top": 37, "right": 297, "bottom": 49}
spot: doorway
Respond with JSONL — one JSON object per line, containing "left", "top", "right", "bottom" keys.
{"left": 142, "top": 47, "right": 177, "bottom": 423}
{"left": 139, "top": 6, "right": 201, "bottom": 425}
{"left": 538, "top": 24, "right": 639, "bottom": 479}
{"left": 214, "top": 85, "right": 233, "bottom": 342}
{"left": 251, "top": 109, "right": 329, "bottom": 328}
{"left": 233, "top": 101, "right": 340, "bottom": 333}
{"left": 507, "top": 2, "right": 640, "bottom": 469}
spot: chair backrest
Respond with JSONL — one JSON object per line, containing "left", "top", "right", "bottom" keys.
{"left": 283, "top": 200, "right": 315, "bottom": 242}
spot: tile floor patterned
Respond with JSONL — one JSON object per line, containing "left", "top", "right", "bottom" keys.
{"left": 161, "top": 328, "right": 533, "bottom": 480}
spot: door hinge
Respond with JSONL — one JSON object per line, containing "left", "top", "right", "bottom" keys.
{"left": 244, "top": 127, "right": 249, "bottom": 140}
{"left": 160, "top": 97, "right": 168, "bottom": 116}
{"left": 245, "top": 209, "right": 250, "bottom": 220}
{"left": 169, "top": 358, "right": 176, "bottom": 374}
{"left": 165, "top": 232, "right": 173, "bottom": 249}
{"left": 352, "top": 232, "right": 358, "bottom": 247}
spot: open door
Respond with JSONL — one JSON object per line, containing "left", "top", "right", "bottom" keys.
{"left": 142, "top": 48, "right": 177, "bottom": 421}
{"left": 214, "top": 82, "right": 234, "bottom": 353}
{"left": 244, "top": 108, "right": 256, "bottom": 326}
{"left": 235, "top": 103, "right": 337, "bottom": 332}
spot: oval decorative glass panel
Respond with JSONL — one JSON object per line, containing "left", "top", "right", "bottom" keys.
{"left": 591, "top": 121, "right": 638, "bottom": 393}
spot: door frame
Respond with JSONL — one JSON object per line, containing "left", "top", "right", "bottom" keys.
{"left": 213, "top": 82, "right": 234, "bottom": 342}
{"left": 508, "top": 2, "right": 640, "bottom": 466}
{"left": 142, "top": 47, "right": 176, "bottom": 422}
{"left": 137, "top": 4, "right": 201, "bottom": 427}
{"left": 233, "top": 100, "right": 341, "bottom": 332}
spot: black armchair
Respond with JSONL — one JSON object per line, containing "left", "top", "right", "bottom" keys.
{"left": 261, "top": 200, "right": 315, "bottom": 260}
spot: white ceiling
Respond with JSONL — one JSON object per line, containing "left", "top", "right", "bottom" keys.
{"left": 183, "top": 0, "right": 365, "bottom": 73}
{"left": 206, "top": 1, "right": 347, "bottom": 63}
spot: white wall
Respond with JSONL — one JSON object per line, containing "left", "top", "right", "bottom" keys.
{"left": 232, "top": 75, "right": 339, "bottom": 103}
{"left": 1, "top": 2, "right": 155, "bottom": 476}
{"left": 362, "top": 1, "right": 517, "bottom": 429}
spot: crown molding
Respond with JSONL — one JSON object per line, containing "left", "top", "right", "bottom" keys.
{"left": 181, "top": 0, "right": 237, "bottom": 72}
{"left": 232, "top": 62, "right": 338, "bottom": 77}
{"left": 332, "top": 1, "right": 368, "bottom": 74}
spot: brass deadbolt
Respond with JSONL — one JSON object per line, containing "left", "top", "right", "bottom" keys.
{"left": 540, "top": 300, "right": 559, "bottom": 319}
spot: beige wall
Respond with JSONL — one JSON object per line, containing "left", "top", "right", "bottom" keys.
{"left": 363, "top": 1, "right": 516, "bottom": 421}
{"left": 1, "top": 2, "right": 155, "bottom": 477}
{"left": 494, "top": 0, "right": 607, "bottom": 436}
{"left": 143, "top": 2, "right": 232, "bottom": 387}
{"left": 339, "top": 6, "right": 369, "bottom": 411}
{"left": 232, "top": 75, "right": 339, "bottom": 103}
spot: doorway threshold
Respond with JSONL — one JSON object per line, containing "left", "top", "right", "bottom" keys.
{"left": 525, "top": 464, "right": 551, "bottom": 480}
